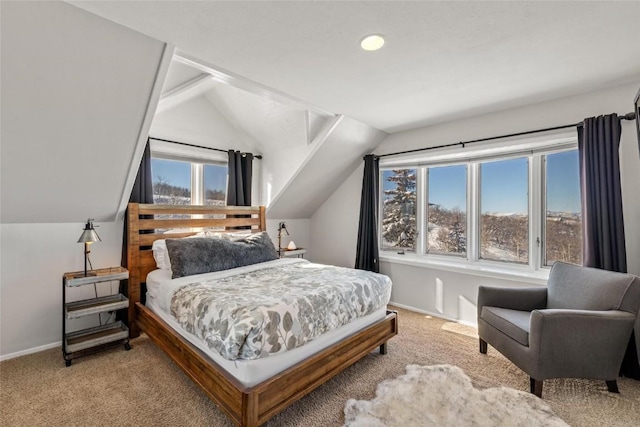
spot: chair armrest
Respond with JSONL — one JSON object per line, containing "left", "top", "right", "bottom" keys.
{"left": 530, "top": 309, "right": 636, "bottom": 368}
{"left": 477, "top": 286, "right": 547, "bottom": 317}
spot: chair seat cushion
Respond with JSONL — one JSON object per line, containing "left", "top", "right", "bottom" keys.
{"left": 481, "top": 307, "right": 531, "bottom": 346}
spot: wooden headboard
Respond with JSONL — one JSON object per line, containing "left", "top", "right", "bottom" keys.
{"left": 126, "top": 202, "right": 266, "bottom": 337}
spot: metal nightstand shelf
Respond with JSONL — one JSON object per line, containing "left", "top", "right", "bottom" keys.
{"left": 280, "top": 248, "right": 307, "bottom": 258}
{"left": 62, "top": 266, "right": 130, "bottom": 366}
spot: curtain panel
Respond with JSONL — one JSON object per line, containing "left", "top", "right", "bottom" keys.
{"left": 227, "top": 150, "right": 253, "bottom": 206}
{"left": 121, "top": 140, "right": 154, "bottom": 268}
{"left": 578, "top": 114, "right": 626, "bottom": 273}
{"left": 578, "top": 114, "right": 638, "bottom": 378}
{"left": 120, "top": 139, "right": 153, "bottom": 312}
{"left": 355, "top": 155, "right": 380, "bottom": 272}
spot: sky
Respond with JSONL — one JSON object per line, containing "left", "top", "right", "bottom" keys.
{"left": 383, "top": 150, "right": 581, "bottom": 215}
{"left": 151, "top": 159, "right": 228, "bottom": 193}
{"left": 428, "top": 165, "right": 466, "bottom": 211}
{"left": 480, "top": 157, "right": 529, "bottom": 213}
{"left": 545, "top": 150, "right": 581, "bottom": 213}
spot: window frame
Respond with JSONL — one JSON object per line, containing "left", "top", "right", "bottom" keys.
{"left": 379, "top": 167, "right": 419, "bottom": 253}
{"left": 150, "top": 140, "right": 228, "bottom": 206}
{"left": 541, "top": 147, "right": 583, "bottom": 267}
{"left": 378, "top": 133, "right": 580, "bottom": 277}
{"left": 477, "top": 155, "right": 531, "bottom": 266}
{"left": 424, "top": 162, "right": 469, "bottom": 258}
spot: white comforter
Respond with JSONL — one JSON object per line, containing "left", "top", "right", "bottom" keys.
{"left": 157, "top": 259, "right": 392, "bottom": 361}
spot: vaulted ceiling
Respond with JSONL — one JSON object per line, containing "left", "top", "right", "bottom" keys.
{"left": 3, "top": 1, "right": 640, "bottom": 224}
{"left": 69, "top": 1, "right": 640, "bottom": 133}
{"left": 150, "top": 57, "right": 386, "bottom": 218}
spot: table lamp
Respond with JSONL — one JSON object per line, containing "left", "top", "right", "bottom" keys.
{"left": 77, "top": 218, "right": 101, "bottom": 277}
{"left": 277, "top": 222, "right": 289, "bottom": 256}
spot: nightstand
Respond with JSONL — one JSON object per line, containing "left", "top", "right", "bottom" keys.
{"left": 281, "top": 248, "right": 307, "bottom": 258}
{"left": 62, "top": 266, "right": 130, "bottom": 366}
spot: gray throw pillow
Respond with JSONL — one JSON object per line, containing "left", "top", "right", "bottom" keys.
{"left": 165, "top": 231, "right": 279, "bottom": 279}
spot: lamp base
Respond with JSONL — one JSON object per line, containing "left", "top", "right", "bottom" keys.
{"left": 73, "top": 272, "right": 97, "bottom": 278}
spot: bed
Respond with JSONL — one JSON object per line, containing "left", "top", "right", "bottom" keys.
{"left": 125, "top": 203, "right": 398, "bottom": 427}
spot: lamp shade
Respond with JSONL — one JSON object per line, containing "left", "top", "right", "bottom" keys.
{"left": 77, "top": 219, "right": 101, "bottom": 243}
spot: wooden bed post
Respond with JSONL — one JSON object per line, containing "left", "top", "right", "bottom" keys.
{"left": 242, "top": 393, "right": 258, "bottom": 427}
{"left": 259, "top": 206, "right": 266, "bottom": 231}
{"left": 127, "top": 203, "right": 141, "bottom": 338}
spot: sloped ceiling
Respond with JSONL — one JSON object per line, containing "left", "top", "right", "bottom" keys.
{"left": 267, "top": 115, "right": 387, "bottom": 219}
{"left": 151, "top": 93, "right": 260, "bottom": 151}
{"left": 1, "top": 1, "right": 167, "bottom": 223}
{"left": 161, "top": 61, "right": 204, "bottom": 94}
{"left": 68, "top": 1, "right": 640, "bottom": 133}
{"left": 203, "top": 83, "right": 328, "bottom": 152}
{"left": 151, "top": 63, "right": 340, "bottom": 210}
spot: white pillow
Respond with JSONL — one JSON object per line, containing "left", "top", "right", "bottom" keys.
{"left": 152, "top": 239, "right": 172, "bottom": 270}
{"left": 152, "top": 231, "right": 255, "bottom": 270}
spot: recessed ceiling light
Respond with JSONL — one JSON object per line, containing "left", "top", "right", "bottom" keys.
{"left": 360, "top": 34, "right": 385, "bottom": 51}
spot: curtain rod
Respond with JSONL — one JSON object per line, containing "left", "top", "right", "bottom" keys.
{"left": 376, "top": 112, "right": 636, "bottom": 159}
{"left": 149, "top": 137, "right": 263, "bottom": 159}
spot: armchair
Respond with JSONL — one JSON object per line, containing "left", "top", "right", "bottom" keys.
{"left": 477, "top": 262, "right": 640, "bottom": 398}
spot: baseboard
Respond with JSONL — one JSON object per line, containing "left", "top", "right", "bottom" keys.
{"left": 0, "top": 341, "right": 61, "bottom": 362}
{"left": 389, "top": 301, "right": 478, "bottom": 328}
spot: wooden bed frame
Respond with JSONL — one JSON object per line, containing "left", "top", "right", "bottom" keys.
{"left": 126, "top": 203, "right": 398, "bottom": 427}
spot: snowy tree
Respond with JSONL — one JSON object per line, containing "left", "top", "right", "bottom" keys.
{"left": 438, "top": 208, "right": 466, "bottom": 254}
{"left": 382, "top": 169, "right": 417, "bottom": 250}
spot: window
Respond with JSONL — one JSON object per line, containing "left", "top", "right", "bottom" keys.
{"left": 427, "top": 165, "right": 467, "bottom": 257}
{"left": 544, "top": 150, "right": 582, "bottom": 266}
{"left": 379, "top": 139, "right": 583, "bottom": 273}
{"left": 381, "top": 169, "right": 417, "bottom": 252}
{"left": 151, "top": 157, "right": 228, "bottom": 206}
{"left": 151, "top": 158, "right": 192, "bottom": 205}
{"left": 479, "top": 157, "right": 529, "bottom": 264}
{"left": 204, "top": 164, "right": 227, "bottom": 206}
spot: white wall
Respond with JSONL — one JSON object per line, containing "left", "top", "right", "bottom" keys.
{"left": 311, "top": 81, "right": 640, "bottom": 324}
{"left": 1, "top": 1, "right": 166, "bottom": 223}
{"left": 0, "top": 222, "right": 124, "bottom": 359}
{"left": 261, "top": 123, "right": 317, "bottom": 209}
{"left": 0, "top": 0, "right": 167, "bottom": 359}
{"left": 150, "top": 94, "right": 258, "bottom": 153}
{"left": 310, "top": 164, "right": 364, "bottom": 268}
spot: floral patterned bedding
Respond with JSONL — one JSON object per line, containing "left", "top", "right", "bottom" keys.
{"left": 167, "top": 259, "right": 392, "bottom": 361}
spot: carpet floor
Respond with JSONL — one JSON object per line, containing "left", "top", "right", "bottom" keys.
{"left": 1, "top": 306, "right": 639, "bottom": 426}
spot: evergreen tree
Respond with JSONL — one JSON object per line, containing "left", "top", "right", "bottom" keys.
{"left": 382, "top": 169, "right": 417, "bottom": 249}
{"left": 439, "top": 209, "right": 466, "bottom": 254}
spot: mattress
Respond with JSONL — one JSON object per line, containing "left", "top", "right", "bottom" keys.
{"left": 145, "top": 265, "right": 389, "bottom": 387}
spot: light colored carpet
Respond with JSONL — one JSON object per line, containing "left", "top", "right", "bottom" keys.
{"left": 1, "top": 307, "right": 639, "bottom": 426}
{"left": 344, "top": 364, "right": 568, "bottom": 426}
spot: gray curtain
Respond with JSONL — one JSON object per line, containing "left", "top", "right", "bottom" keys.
{"left": 227, "top": 150, "right": 253, "bottom": 206}
{"left": 120, "top": 140, "right": 153, "bottom": 307}
{"left": 121, "top": 139, "right": 153, "bottom": 268}
{"left": 578, "top": 114, "right": 626, "bottom": 273}
{"left": 355, "top": 155, "right": 380, "bottom": 272}
{"left": 578, "top": 115, "right": 638, "bottom": 378}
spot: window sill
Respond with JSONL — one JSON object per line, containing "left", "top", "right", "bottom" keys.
{"left": 379, "top": 252, "right": 549, "bottom": 285}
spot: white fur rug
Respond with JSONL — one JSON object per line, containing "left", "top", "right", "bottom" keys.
{"left": 344, "top": 365, "right": 568, "bottom": 426}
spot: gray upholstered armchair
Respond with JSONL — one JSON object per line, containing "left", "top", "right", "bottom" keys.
{"left": 477, "top": 262, "right": 640, "bottom": 398}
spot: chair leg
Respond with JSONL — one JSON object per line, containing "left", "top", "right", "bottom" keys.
{"left": 479, "top": 338, "right": 487, "bottom": 354}
{"left": 530, "top": 377, "right": 543, "bottom": 398}
{"left": 606, "top": 380, "right": 619, "bottom": 393}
